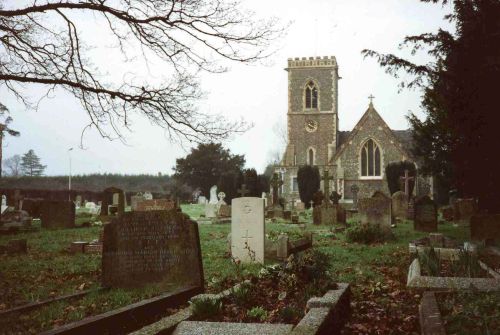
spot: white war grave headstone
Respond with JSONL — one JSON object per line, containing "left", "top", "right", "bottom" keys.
{"left": 231, "top": 197, "right": 265, "bottom": 264}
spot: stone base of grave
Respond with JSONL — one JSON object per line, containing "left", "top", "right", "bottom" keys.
{"left": 407, "top": 257, "right": 500, "bottom": 291}
{"left": 173, "top": 322, "right": 293, "bottom": 335}
{"left": 266, "top": 207, "right": 284, "bottom": 219}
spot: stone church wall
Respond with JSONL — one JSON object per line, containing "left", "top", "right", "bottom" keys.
{"left": 337, "top": 110, "right": 410, "bottom": 199}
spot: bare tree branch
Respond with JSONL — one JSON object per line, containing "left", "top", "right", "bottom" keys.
{"left": 0, "top": 0, "right": 285, "bottom": 142}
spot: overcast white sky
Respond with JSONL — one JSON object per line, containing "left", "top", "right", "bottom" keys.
{"left": 0, "top": 0, "right": 453, "bottom": 176}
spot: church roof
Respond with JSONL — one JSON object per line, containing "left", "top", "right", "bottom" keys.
{"left": 332, "top": 103, "right": 414, "bottom": 163}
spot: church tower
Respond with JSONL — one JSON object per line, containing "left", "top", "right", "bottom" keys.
{"left": 277, "top": 56, "right": 339, "bottom": 198}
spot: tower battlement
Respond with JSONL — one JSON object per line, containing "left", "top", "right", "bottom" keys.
{"left": 286, "top": 56, "right": 337, "bottom": 69}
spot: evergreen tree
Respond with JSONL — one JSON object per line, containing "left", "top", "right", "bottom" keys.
{"left": 385, "top": 161, "right": 416, "bottom": 196}
{"left": 173, "top": 143, "right": 245, "bottom": 196}
{"left": 297, "top": 165, "right": 320, "bottom": 209}
{"left": 363, "top": 0, "right": 500, "bottom": 212}
{"left": 20, "top": 149, "right": 46, "bottom": 176}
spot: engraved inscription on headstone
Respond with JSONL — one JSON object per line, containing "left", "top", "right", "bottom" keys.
{"left": 102, "top": 210, "right": 203, "bottom": 289}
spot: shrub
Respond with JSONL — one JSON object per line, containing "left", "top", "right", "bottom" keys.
{"left": 232, "top": 282, "right": 252, "bottom": 306}
{"left": 346, "top": 223, "right": 395, "bottom": 244}
{"left": 450, "top": 248, "right": 482, "bottom": 278}
{"left": 385, "top": 160, "right": 416, "bottom": 195}
{"left": 247, "top": 306, "right": 268, "bottom": 321}
{"left": 190, "top": 297, "right": 222, "bottom": 319}
{"left": 279, "top": 305, "right": 301, "bottom": 323}
{"left": 417, "top": 247, "right": 441, "bottom": 276}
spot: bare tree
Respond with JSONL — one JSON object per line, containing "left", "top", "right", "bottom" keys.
{"left": 0, "top": 103, "right": 20, "bottom": 178}
{"left": 3, "top": 154, "right": 21, "bottom": 177}
{"left": 0, "top": 1, "right": 284, "bottom": 142}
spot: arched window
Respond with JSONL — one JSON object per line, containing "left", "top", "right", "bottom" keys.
{"left": 361, "top": 139, "right": 381, "bottom": 177}
{"left": 308, "top": 148, "right": 315, "bottom": 165}
{"left": 305, "top": 81, "right": 318, "bottom": 109}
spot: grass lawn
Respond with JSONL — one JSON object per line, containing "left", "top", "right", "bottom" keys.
{"left": 0, "top": 204, "right": 472, "bottom": 334}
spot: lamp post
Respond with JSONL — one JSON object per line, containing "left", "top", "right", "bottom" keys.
{"left": 68, "top": 148, "right": 73, "bottom": 201}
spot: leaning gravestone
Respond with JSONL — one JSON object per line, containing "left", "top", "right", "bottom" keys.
{"left": 392, "top": 191, "right": 409, "bottom": 221}
{"left": 102, "top": 210, "right": 204, "bottom": 289}
{"left": 453, "top": 198, "right": 476, "bottom": 226}
{"left": 231, "top": 197, "right": 265, "bottom": 264}
{"left": 40, "top": 200, "right": 75, "bottom": 229}
{"left": 357, "top": 191, "right": 392, "bottom": 231}
{"left": 413, "top": 196, "right": 438, "bottom": 232}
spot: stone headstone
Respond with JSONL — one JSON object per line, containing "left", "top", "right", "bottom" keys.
{"left": 101, "top": 187, "right": 125, "bottom": 216}
{"left": 453, "top": 198, "right": 476, "bottom": 226}
{"left": 391, "top": 191, "right": 409, "bottom": 221}
{"left": 337, "top": 205, "right": 346, "bottom": 225}
{"left": 296, "top": 201, "right": 305, "bottom": 211}
{"left": 1, "top": 195, "right": 7, "bottom": 214}
{"left": 143, "top": 192, "right": 153, "bottom": 200}
{"left": 313, "top": 206, "right": 336, "bottom": 225}
{"left": 351, "top": 184, "right": 359, "bottom": 209}
{"left": 198, "top": 196, "right": 207, "bottom": 205}
{"left": 40, "top": 200, "right": 75, "bottom": 229}
{"left": 85, "top": 202, "right": 96, "bottom": 209}
{"left": 205, "top": 204, "right": 217, "bottom": 218}
{"left": 358, "top": 191, "right": 392, "bottom": 230}
{"left": 135, "top": 199, "right": 175, "bottom": 211}
{"left": 283, "top": 210, "right": 292, "bottom": 220}
{"left": 217, "top": 204, "right": 231, "bottom": 218}
{"left": 209, "top": 185, "right": 218, "bottom": 205}
{"left": 231, "top": 197, "right": 265, "bottom": 263}
{"left": 261, "top": 192, "right": 268, "bottom": 207}
{"left": 414, "top": 196, "right": 438, "bottom": 232}
{"left": 470, "top": 214, "right": 500, "bottom": 244}
{"left": 102, "top": 210, "right": 203, "bottom": 289}
{"left": 0, "top": 210, "right": 32, "bottom": 231}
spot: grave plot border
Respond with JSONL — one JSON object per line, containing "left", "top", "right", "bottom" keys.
{"left": 418, "top": 292, "right": 446, "bottom": 335}
{"left": 39, "top": 285, "right": 202, "bottom": 335}
{"left": 132, "top": 282, "right": 351, "bottom": 335}
{"left": 407, "top": 253, "right": 500, "bottom": 291}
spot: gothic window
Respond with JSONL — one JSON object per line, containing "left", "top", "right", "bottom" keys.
{"left": 308, "top": 148, "right": 315, "bottom": 165}
{"left": 361, "top": 139, "right": 381, "bottom": 177}
{"left": 292, "top": 177, "right": 298, "bottom": 192}
{"left": 305, "top": 81, "right": 318, "bottom": 109}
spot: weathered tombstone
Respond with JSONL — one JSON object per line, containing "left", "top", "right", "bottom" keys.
{"left": 357, "top": 191, "right": 392, "bottom": 231}
{"left": 204, "top": 203, "right": 217, "bottom": 218}
{"left": 351, "top": 184, "right": 359, "bottom": 209}
{"left": 21, "top": 198, "right": 42, "bottom": 218}
{"left": 209, "top": 185, "right": 218, "bottom": 205}
{"left": 75, "top": 195, "right": 82, "bottom": 208}
{"left": 261, "top": 192, "right": 268, "bottom": 208}
{"left": 283, "top": 210, "right": 292, "bottom": 220}
{"left": 40, "top": 200, "right": 75, "bottom": 229}
{"left": 470, "top": 214, "right": 500, "bottom": 244}
{"left": 337, "top": 205, "right": 346, "bottom": 225}
{"left": 296, "top": 201, "right": 305, "bottom": 211}
{"left": 102, "top": 210, "right": 204, "bottom": 289}
{"left": 392, "top": 191, "right": 409, "bottom": 221}
{"left": 414, "top": 196, "right": 438, "bottom": 232}
{"left": 101, "top": 187, "right": 125, "bottom": 216}
{"left": 231, "top": 197, "right": 265, "bottom": 263}
{"left": 453, "top": 198, "right": 477, "bottom": 226}
{"left": 198, "top": 196, "right": 207, "bottom": 205}
{"left": 135, "top": 199, "right": 175, "bottom": 211}
{"left": 0, "top": 210, "right": 32, "bottom": 232}
{"left": 143, "top": 192, "right": 153, "bottom": 200}
{"left": 269, "top": 174, "right": 284, "bottom": 218}
{"left": 217, "top": 204, "right": 231, "bottom": 218}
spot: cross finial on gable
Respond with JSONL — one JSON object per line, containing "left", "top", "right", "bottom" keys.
{"left": 368, "top": 94, "right": 375, "bottom": 107}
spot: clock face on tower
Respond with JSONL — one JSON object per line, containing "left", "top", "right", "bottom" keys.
{"left": 305, "top": 119, "right": 318, "bottom": 133}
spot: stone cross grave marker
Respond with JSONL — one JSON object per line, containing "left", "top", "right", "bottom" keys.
{"left": 231, "top": 197, "right": 265, "bottom": 263}
{"left": 400, "top": 169, "right": 414, "bottom": 196}
{"left": 270, "top": 173, "right": 283, "bottom": 206}
{"left": 237, "top": 184, "right": 250, "bottom": 197}
{"left": 351, "top": 184, "right": 359, "bottom": 209}
{"left": 102, "top": 210, "right": 204, "bottom": 289}
{"left": 321, "top": 170, "right": 334, "bottom": 207}
{"left": 414, "top": 196, "right": 438, "bottom": 232}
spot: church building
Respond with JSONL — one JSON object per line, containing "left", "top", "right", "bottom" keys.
{"left": 276, "top": 56, "right": 425, "bottom": 203}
